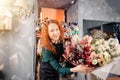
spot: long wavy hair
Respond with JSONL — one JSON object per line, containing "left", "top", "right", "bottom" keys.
{"left": 40, "top": 20, "right": 64, "bottom": 54}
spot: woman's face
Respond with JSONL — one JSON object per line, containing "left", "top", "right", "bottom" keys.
{"left": 48, "top": 23, "right": 60, "bottom": 42}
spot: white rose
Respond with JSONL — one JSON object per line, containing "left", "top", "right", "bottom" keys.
{"left": 92, "top": 59, "right": 98, "bottom": 65}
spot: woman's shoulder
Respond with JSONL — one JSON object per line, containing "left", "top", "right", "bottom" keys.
{"left": 42, "top": 47, "right": 53, "bottom": 54}
{"left": 42, "top": 47, "right": 49, "bottom": 52}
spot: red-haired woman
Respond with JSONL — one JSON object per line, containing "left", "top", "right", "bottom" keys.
{"left": 40, "top": 20, "right": 94, "bottom": 80}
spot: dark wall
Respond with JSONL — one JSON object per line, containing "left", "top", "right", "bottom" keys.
{"left": 67, "top": 0, "right": 120, "bottom": 38}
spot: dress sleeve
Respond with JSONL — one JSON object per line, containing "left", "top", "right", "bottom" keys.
{"left": 42, "top": 47, "right": 72, "bottom": 75}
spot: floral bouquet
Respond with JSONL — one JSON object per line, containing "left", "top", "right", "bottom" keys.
{"left": 63, "top": 35, "right": 120, "bottom": 67}
{"left": 91, "top": 38, "right": 120, "bottom": 79}
{"left": 63, "top": 35, "right": 93, "bottom": 66}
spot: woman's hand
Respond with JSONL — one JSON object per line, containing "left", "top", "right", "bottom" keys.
{"left": 70, "top": 65, "right": 94, "bottom": 73}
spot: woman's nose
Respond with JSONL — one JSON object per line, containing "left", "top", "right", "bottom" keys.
{"left": 54, "top": 30, "right": 58, "bottom": 34}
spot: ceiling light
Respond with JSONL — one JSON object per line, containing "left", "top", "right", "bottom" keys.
{"left": 71, "top": 0, "right": 75, "bottom": 4}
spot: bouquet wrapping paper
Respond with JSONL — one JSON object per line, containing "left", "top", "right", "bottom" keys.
{"left": 92, "top": 56, "right": 120, "bottom": 80}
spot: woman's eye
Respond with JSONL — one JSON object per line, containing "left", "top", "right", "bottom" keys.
{"left": 56, "top": 28, "right": 59, "bottom": 31}
{"left": 50, "top": 30, "right": 54, "bottom": 32}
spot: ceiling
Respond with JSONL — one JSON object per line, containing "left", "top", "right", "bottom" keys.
{"left": 38, "top": 0, "right": 77, "bottom": 9}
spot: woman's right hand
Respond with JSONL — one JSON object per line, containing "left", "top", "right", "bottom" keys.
{"left": 70, "top": 65, "right": 94, "bottom": 73}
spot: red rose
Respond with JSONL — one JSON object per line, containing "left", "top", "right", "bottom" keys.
{"left": 85, "top": 46, "right": 91, "bottom": 52}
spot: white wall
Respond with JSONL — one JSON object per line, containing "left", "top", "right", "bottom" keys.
{"left": 0, "top": 0, "right": 37, "bottom": 80}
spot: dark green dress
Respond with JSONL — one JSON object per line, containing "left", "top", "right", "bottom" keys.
{"left": 40, "top": 42, "right": 71, "bottom": 80}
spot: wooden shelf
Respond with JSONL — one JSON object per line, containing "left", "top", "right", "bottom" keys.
{"left": 107, "top": 77, "right": 120, "bottom": 80}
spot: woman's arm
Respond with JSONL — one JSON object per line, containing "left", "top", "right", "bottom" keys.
{"left": 70, "top": 65, "right": 94, "bottom": 73}
{"left": 42, "top": 48, "right": 94, "bottom": 75}
{"left": 42, "top": 47, "right": 71, "bottom": 75}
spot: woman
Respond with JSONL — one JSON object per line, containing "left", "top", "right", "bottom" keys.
{"left": 40, "top": 20, "right": 94, "bottom": 80}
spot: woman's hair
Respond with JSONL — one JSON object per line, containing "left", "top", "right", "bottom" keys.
{"left": 40, "top": 20, "right": 64, "bottom": 54}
